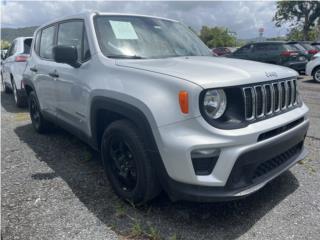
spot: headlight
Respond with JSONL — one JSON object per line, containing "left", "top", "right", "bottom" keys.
{"left": 203, "top": 89, "right": 227, "bottom": 119}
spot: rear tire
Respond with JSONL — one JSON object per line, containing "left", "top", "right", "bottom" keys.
{"left": 313, "top": 67, "right": 320, "bottom": 83}
{"left": 1, "top": 74, "right": 11, "bottom": 94}
{"left": 101, "top": 119, "right": 160, "bottom": 205}
{"left": 29, "top": 91, "right": 52, "bottom": 133}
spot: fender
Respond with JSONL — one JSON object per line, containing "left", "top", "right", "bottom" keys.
{"left": 90, "top": 96, "right": 160, "bottom": 153}
{"left": 90, "top": 96, "right": 175, "bottom": 193}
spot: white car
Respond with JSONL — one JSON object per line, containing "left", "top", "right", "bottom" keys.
{"left": 306, "top": 52, "right": 320, "bottom": 82}
{"left": 23, "top": 12, "right": 309, "bottom": 204}
{"left": 1, "top": 37, "right": 33, "bottom": 107}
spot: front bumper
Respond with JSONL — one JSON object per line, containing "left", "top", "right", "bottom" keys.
{"left": 155, "top": 104, "right": 309, "bottom": 201}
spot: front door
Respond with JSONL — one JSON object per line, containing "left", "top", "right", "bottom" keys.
{"left": 53, "top": 20, "right": 91, "bottom": 131}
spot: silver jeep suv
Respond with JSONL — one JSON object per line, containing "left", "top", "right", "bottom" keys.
{"left": 23, "top": 12, "right": 309, "bottom": 204}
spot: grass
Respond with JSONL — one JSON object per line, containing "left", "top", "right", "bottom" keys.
{"left": 130, "top": 221, "right": 144, "bottom": 238}
{"left": 147, "top": 226, "right": 161, "bottom": 240}
{"left": 115, "top": 202, "right": 126, "bottom": 218}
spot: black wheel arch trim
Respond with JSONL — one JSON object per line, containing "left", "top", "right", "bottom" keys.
{"left": 90, "top": 96, "right": 177, "bottom": 195}
{"left": 22, "top": 78, "right": 36, "bottom": 96}
{"left": 90, "top": 96, "right": 159, "bottom": 152}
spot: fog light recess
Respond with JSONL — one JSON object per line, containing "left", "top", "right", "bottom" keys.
{"left": 191, "top": 149, "right": 220, "bottom": 176}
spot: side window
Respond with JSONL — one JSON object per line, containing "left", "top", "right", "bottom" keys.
{"left": 82, "top": 30, "right": 91, "bottom": 62}
{"left": 236, "top": 44, "right": 252, "bottom": 54}
{"left": 253, "top": 44, "right": 268, "bottom": 52}
{"left": 23, "top": 38, "right": 32, "bottom": 54}
{"left": 57, "top": 21, "right": 83, "bottom": 62}
{"left": 39, "top": 25, "right": 56, "bottom": 59}
{"left": 34, "top": 31, "right": 41, "bottom": 55}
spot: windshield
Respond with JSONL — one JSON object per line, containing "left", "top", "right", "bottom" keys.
{"left": 94, "top": 15, "right": 211, "bottom": 59}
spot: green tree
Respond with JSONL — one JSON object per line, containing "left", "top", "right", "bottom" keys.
{"left": 199, "top": 26, "right": 236, "bottom": 48}
{"left": 286, "top": 28, "right": 318, "bottom": 41}
{"left": 0, "top": 40, "right": 11, "bottom": 50}
{"left": 273, "top": 1, "right": 320, "bottom": 41}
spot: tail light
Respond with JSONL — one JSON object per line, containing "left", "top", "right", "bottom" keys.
{"left": 281, "top": 51, "right": 298, "bottom": 57}
{"left": 308, "top": 49, "right": 319, "bottom": 55}
{"left": 15, "top": 55, "right": 29, "bottom": 62}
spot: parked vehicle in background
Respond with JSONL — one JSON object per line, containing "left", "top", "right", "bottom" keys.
{"left": 311, "top": 42, "right": 320, "bottom": 51}
{"left": 1, "top": 37, "right": 32, "bottom": 107}
{"left": 1, "top": 49, "right": 8, "bottom": 59}
{"left": 306, "top": 52, "right": 320, "bottom": 83}
{"left": 212, "top": 47, "right": 232, "bottom": 56}
{"left": 226, "top": 47, "right": 239, "bottom": 53}
{"left": 287, "top": 41, "right": 319, "bottom": 60}
{"left": 23, "top": 12, "right": 309, "bottom": 204}
{"left": 229, "top": 41, "right": 308, "bottom": 73}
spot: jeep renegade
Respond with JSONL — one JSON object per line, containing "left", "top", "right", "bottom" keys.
{"left": 23, "top": 12, "right": 309, "bottom": 204}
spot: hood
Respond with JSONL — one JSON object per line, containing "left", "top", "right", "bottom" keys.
{"left": 116, "top": 56, "right": 297, "bottom": 89}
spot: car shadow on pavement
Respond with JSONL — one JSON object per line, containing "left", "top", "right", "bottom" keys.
{"left": 14, "top": 123, "right": 300, "bottom": 240}
{"left": 1, "top": 91, "right": 28, "bottom": 113}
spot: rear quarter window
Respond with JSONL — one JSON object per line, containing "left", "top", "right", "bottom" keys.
{"left": 23, "top": 38, "right": 32, "bottom": 54}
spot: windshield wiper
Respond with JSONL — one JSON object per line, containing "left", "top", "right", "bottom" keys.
{"left": 106, "top": 55, "right": 145, "bottom": 59}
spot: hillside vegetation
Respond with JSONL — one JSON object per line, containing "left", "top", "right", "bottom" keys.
{"left": 1, "top": 26, "right": 38, "bottom": 43}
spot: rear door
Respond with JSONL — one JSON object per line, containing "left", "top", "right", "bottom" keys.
{"left": 32, "top": 24, "right": 59, "bottom": 115}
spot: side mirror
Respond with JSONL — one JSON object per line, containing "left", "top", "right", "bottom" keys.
{"left": 53, "top": 45, "right": 81, "bottom": 68}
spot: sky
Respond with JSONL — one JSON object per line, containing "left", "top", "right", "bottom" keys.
{"left": 1, "top": 0, "right": 290, "bottom": 39}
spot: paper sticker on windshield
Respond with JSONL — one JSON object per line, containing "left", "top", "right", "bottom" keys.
{"left": 109, "top": 20, "right": 138, "bottom": 40}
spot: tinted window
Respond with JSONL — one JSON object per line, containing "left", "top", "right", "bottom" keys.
{"left": 235, "top": 44, "right": 252, "bottom": 54}
{"left": 300, "top": 43, "right": 315, "bottom": 50}
{"left": 284, "top": 44, "right": 299, "bottom": 51}
{"left": 253, "top": 44, "right": 280, "bottom": 52}
{"left": 23, "top": 38, "right": 32, "bottom": 54}
{"left": 57, "top": 21, "right": 83, "bottom": 62}
{"left": 82, "top": 30, "right": 91, "bottom": 61}
{"left": 39, "top": 26, "right": 56, "bottom": 59}
{"left": 57, "top": 21, "right": 90, "bottom": 62}
{"left": 34, "top": 31, "right": 41, "bottom": 54}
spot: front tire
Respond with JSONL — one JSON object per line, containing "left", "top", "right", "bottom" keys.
{"left": 12, "top": 79, "right": 27, "bottom": 108}
{"left": 101, "top": 120, "right": 160, "bottom": 205}
{"left": 313, "top": 67, "right": 320, "bottom": 83}
{"left": 29, "top": 91, "right": 52, "bottom": 133}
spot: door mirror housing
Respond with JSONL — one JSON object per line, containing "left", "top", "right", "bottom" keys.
{"left": 53, "top": 45, "right": 81, "bottom": 68}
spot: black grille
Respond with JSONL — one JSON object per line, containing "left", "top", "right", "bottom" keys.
{"left": 243, "top": 79, "right": 298, "bottom": 121}
{"left": 252, "top": 142, "right": 302, "bottom": 180}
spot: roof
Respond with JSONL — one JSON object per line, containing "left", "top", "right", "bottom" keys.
{"left": 36, "top": 11, "right": 178, "bottom": 30}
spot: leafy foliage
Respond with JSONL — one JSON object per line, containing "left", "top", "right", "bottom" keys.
{"left": 199, "top": 26, "right": 237, "bottom": 48}
{"left": 0, "top": 40, "right": 11, "bottom": 50}
{"left": 273, "top": 1, "right": 320, "bottom": 40}
{"left": 287, "top": 28, "right": 318, "bottom": 41}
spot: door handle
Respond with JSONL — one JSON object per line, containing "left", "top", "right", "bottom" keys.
{"left": 30, "top": 67, "right": 38, "bottom": 72}
{"left": 48, "top": 71, "right": 59, "bottom": 78}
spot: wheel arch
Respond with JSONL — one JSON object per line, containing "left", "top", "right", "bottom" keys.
{"left": 22, "top": 78, "right": 36, "bottom": 96}
{"left": 90, "top": 96, "right": 160, "bottom": 154}
{"left": 312, "top": 65, "right": 320, "bottom": 76}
